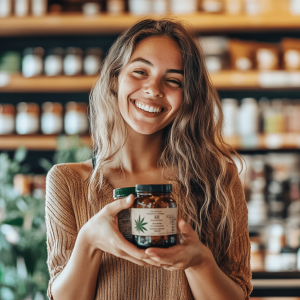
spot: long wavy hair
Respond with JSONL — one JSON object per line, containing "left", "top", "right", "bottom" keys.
{"left": 89, "top": 18, "right": 241, "bottom": 264}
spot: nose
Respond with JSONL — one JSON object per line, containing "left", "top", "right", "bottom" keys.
{"left": 143, "top": 79, "right": 163, "bottom": 98}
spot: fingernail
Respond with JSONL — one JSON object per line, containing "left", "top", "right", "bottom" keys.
{"left": 126, "top": 195, "right": 131, "bottom": 203}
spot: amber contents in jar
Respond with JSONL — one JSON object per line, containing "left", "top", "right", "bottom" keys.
{"left": 131, "top": 184, "right": 177, "bottom": 249}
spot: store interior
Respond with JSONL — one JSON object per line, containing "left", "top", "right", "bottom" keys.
{"left": 1, "top": 0, "right": 300, "bottom": 299}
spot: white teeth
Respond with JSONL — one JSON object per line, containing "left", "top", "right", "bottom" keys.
{"left": 134, "top": 101, "right": 162, "bottom": 113}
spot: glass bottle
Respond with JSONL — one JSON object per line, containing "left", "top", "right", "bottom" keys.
{"left": 113, "top": 187, "right": 137, "bottom": 242}
{"left": 131, "top": 184, "right": 177, "bottom": 249}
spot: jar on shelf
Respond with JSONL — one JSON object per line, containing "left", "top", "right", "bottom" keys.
{"left": 22, "top": 47, "right": 44, "bottom": 78}
{"left": 14, "top": 0, "right": 29, "bottom": 16}
{"left": 41, "top": 102, "right": 63, "bottom": 134}
{"left": 113, "top": 187, "right": 137, "bottom": 242}
{"left": 107, "top": 0, "right": 125, "bottom": 14}
{"left": 64, "top": 47, "right": 83, "bottom": 76}
{"left": 31, "top": 0, "right": 48, "bottom": 16}
{"left": 16, "top": 102, "right": 40, "bottom": 135}
{"left": 83, "top": 48, "right": 102, "bottom": 76}
{"left": 13, "top": 174, "right": 33, "bottom": 195}
{"left": 0, "top": 104, "right": 15, "bottom": 134}
{"left": 224, "top": 0, "right": 243, "bottom": 14}
{"left": 64, "top": 102, "right": 89, "bottom": 135}
{"left": 131, "top": 184, "right": 177, "bottom": 249}
{"left": 0, "top": 0, "right": 12, "bottom": 17}
{"left": 82, "top": 2, "right": 101, "bottom": 15}
{"left": 202, "top": 0, "right": 223, "bottom": 13}
{"left": 237, "top": 98, "right": 258, "bottom": 136}
{"left": 44, "top": 47, "right": 64, "bottom": 76}
{"left": 153, "top": 0, "right": 168, "bottom": 14}
{"left": 222, "top": 98, "right": 238, "bottom": 137}
{"left": 171, "top": 0, "right": 197, "bottom": 14}
{"left": 129, "top": 0, "right": 152, "bottom": 15}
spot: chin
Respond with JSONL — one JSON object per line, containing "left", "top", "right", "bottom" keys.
{"left": 130, "top": 122, "right": 162, "bottom": 136}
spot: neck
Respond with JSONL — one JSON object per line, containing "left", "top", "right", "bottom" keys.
{"left": 118, "top": 126, "right": 164, "bottom": 174}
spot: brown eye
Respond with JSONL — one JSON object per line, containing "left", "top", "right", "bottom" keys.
{"left": 133, "top": 70, "right": 147, "bottom": 76}
{"left": 167, "top": 79, "right": 182, "bottom": 87}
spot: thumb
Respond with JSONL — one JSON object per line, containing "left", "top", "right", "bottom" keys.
{"left": 178, "top": 219, "right": 194, "bottom": 242}
{"left": 105, "top": 194, "right": 135, "bottom": 217}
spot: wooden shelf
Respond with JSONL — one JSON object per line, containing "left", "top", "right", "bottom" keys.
{"left": 1, "top": 134, "right": 300, "bottom": 151}
{"left": 1, "top": 13, "right": 300, "bottom": 37}
{"left": 0, "top": 135, "right": 91, "bottom": 150}
{"left": 1, "top": 71, "right": 300, "bottom": 93}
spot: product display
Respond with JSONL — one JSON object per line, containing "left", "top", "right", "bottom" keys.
{"left": 113, "top": 187, "right": 137, "bottom": 242}
{"left": 132, "top": 184, "right": 177, "bottom": 249}
{"left": 64, "top": 102, "right": 89, "bottom": 134}
{"left": 41, "top": 102, "right": 63, "bottom": 134}
{"left": 22, "top": 47, "right": 44, "bottom": 78}
{"left": 0, "top": 104, "right": 15, "bottom": 134}
{"left": 16, "top": 102, "right": 39, "bottom": 134}
{"left": 64, "top": 47, "right": 83, "bottom": 76}
{"left": 44, "top": 47, "right": 64, "bottom": 76}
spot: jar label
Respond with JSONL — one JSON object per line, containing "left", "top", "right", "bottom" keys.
{"left": 118, "top": 209, "right": 132, "bottom": 242}
{"left": 131, "top": 208, "right": 177, "bottom": 236}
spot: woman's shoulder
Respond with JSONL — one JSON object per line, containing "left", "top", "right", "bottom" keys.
{"left": 47, "top": 159, "right": 93, "bottom": 183}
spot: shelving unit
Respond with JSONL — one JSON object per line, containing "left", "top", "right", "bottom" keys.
{"left": 1, "top": 134, "right": 300, "bottom": 151}
{"left": 1, "top": 13, "right": 300, "bottom": 36}
{"left": 1, "top": 71, "right": 300, "bottom": 92}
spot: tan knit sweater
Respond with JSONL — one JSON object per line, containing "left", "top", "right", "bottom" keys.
{"left": 45, "top": 164, "right": 253, "bottom": 300}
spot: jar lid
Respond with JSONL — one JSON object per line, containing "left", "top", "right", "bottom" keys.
{"left": 135, "top": 184, "right": 172, "bottom": 193}
{"left": 113, "top": 187, "right": 136, "bottom": 199}
{"left": 65, "top": 47, "right": 83, "bottom": 56}
{"left": 47, "top": 47, "right": 64, "bottom": 56}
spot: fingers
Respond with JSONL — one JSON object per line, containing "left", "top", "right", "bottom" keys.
{"left": 104, "top": 194, "right": 135, "bottom": 217}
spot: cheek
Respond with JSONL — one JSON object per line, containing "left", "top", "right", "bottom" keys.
{"left": 168, "top": 90, "right": 183, "bottom": 112}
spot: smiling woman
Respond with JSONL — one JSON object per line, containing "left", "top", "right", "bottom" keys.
{"left": 45, "top": 18, "right": 252, "bottom": 300}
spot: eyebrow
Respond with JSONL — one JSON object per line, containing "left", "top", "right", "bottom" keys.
{"left": 130, "top": 57, "right": 184, "bottom": 75}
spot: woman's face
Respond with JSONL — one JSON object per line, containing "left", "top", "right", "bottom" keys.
{"left": 118, "top": 36, "right": 184, "bottom": 135}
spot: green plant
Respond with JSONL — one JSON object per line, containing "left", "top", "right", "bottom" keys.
{"left": 134, "top": 215, "right": 148, "bottom": 233}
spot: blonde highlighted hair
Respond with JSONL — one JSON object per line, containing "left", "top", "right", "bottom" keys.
{"left": 89, "top": 18, "right": 241, "bottom": 263}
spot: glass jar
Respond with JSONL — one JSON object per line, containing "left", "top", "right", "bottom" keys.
{"left": 41, "top": 102, "right": 63, "bottom": 134}
{"left": 171, "top": 0, "right": 197, "bottom": 14}
{"left": 64, "top": 47, "right": 83, "bottom": 76}
{"left": 22, "top": 47, "right": 44, "bottom": 78}
{"left": 16, "top": 102, "right": 39, "bottom": 134}
{"left": 107, "top": 0, "right": 125, "bottom": 15}
{"left": 0, "top": 104, "right": 15, "bottom": 134}
{"left": 44, "top": 47, "right": 64, "bottom": 76}
{"left": 0, "top": 0, "right": 12, "bottom": 17}
{"left": 129, "top": 0, "right": 152, "bottom": 15}
{"left": 15, "top": 0, "right": 29, "bottom": 16}
{"left": 202, "top": 0, "right": 223, "bottom": 13}
{"left": 83, "top": 48, "right": 102, "bottom": 76}
{"left": 31, "top": 0, "right": 48, "bottom": 16}
{"left": 131, "top": 184, "right": 177, "bottom": 249}
{"left": 64, "top": 102, "right": 89, "bottom": 135}
{"left": 113, "top": 187, "right": 137, "bottom": 242}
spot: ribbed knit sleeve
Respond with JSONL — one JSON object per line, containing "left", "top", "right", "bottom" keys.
{"left": 218, "top": 173, "right": 253, "bottom": 300}
{"left": 45, "top": 165, "right": 78, "bottom": 300}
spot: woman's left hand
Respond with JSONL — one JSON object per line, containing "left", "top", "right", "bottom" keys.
{"left": 144, "top": 219, "right": 214, "bottom": 271}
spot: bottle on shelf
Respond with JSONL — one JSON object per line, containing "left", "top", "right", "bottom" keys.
{"left": 16, "top": 102, "right": 40, "bottom": 135}
{"left": 237, "top": 98, "right": 258, "bottom": 137}
{"left": 64, "top": 102, "right": 89, "bottom": 135}
{"left": 31, "top": 0, "right": 48, "bottom": 16}
{"left": 221, "top": 98, "right": 238, "bottom": 137}
{"left": 107, "top": 0, "right": 125, "bottom": 14}
{"left": 44, "top": 47, "right": 64, "bottom": 77}
{"left": 0, "top": 0, "right": 12, "bottom": 17}
{"left": 0, "top": 104, "right": 15, "bottom": 134}
{"left": 64, "top": 47, "right": 83, "bottom": 76}
{"left": 153, "top": 0, "right": 169, "bottom": 14}
{"left": 170, "top": 0, "right": 197, "bottom": 14}
{"left": 202, "top": 0, "right": 223, "bottom": 13}
{"left": 82, "top": 2, "right": 101, "bottom": 15}
{"left": 22, "top": 47, "right": 44, "bottom": 78}
{"left": 14, "top": 0, "right": 29, "bottom": 16}
{"left": 84, "top": 48, "right": 103, "bottom": 76}
{"left": 41, "top": 102, "right": 63, "bottom": 135}
{"left": 224, "top": 0, "right": 243, "bottom": 15}
{"left": 129, "top": 0, "right": 152, "bottom": 15}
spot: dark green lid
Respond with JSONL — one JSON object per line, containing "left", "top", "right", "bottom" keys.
{"left": 113, "top": 187, "right": 136, "bottom": 199}
{"left": 135, "top": 184, "right": 172, "bottom": 193}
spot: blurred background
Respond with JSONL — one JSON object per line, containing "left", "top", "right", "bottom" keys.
{"left": 1, "top": 0, "right": 300, "bottom": 299}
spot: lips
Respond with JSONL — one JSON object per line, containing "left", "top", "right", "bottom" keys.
{"left": 130, "top": 99, "right": 166, "bottom": 118}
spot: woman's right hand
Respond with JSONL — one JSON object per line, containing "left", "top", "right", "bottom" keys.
{"left": 80, "top": 195, "right": 151, "bottom": 267}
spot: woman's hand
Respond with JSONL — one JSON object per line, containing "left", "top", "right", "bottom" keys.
{"left": 80, "top": 194, "right": 151, "bottom": 267}
{"left": 144, "top": 219, "right": 214, "bottom": 271}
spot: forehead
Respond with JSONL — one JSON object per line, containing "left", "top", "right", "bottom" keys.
{"left": 130, "top": 36, "right": 183, "bottom": 68}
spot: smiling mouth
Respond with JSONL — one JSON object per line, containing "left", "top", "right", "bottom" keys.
{"left": 133, "top": 100, "right": 164, "bottom": 113}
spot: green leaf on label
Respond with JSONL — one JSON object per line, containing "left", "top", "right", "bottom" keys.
{"left": 134, "top": 215, "right": 148, "bottom": 233}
